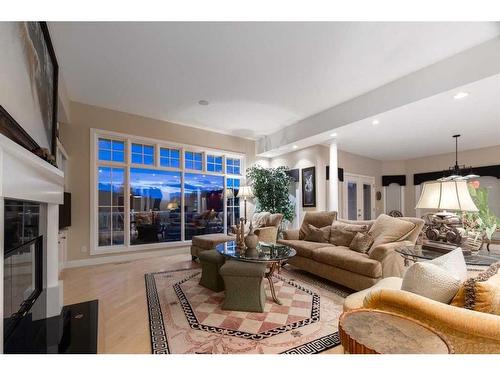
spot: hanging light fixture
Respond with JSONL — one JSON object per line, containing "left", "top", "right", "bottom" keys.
{"left": 438, "top": 135, "right": 480, "bottom": 182}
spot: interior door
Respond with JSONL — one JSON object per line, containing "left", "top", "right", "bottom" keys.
{"left": 343, "top": 174, "right": 375, "bottom": 220}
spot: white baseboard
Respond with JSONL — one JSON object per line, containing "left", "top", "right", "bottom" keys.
{"left": 63, "top": 246, "right": 190, "bottom": 269}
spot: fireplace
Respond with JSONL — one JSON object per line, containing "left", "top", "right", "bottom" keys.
{"left": 1, "top": 133, "right": 64, "bottom": 353}
{"left": 3, "top": 199, "right": 44, "bottom": 342}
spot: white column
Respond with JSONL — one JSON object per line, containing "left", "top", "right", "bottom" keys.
{"left": 329, "top": 140, "right": 339, "bottom": 212}
{"left": 45, "top": 203, "right": 62, "bottom": 318}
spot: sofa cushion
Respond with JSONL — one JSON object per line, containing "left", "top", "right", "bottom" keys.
{"left": 277, "top": 239, "right": 327, "bottom": 258}
{"left": 311, "top": 246, "right": 382, "bottom": 278}
{"left": 299, "top": 211, "right": 337, "bottom": 240}
{"left": 349, "top": 232, "right": 374, "bottom": 253}
{"left": 368, "top": 214, "right": 416, "bottom": 251}
{"left": 329, "top": 222, "right": 369, "bottom": 246}
{"left": 303, "top": 224, "right": 331, "bottom": 243}
{"left": 451, "top": 262, "right": 500, "bottom": 315}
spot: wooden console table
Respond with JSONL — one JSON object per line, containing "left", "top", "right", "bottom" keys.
{"left": 338, "top": 309, "right": 453, "bottom": 354}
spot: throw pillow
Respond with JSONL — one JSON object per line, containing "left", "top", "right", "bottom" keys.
{"left": 329, "top": 222, "right": 368, "bottom": 246}
{"left": 303, "top": 224, "right": 331, "bottom": 243}
{"left": 368, "top": 214, "right": 416, "bottom": 251}
{"left": 266, "top": 213, "right": 283, "bottom": 228}
{"left": 401, "top": 262, "right": 462, "bottom": 303}
{"left": 429, "top": 248, "right": 468, "bottom": 282}
{"left": 299, "top": 211, "right": 338, "bottom": 240}
{"left": 349, "top": 232, "right": 374, "bottom": 253}
{"left": 252, "top": 212, "right": 270, "bottom": 228}
{"left": 451, "top": 262, "right": 500, "bottom": 315}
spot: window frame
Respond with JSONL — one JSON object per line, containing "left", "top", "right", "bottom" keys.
{"left": 90, "top": 128, "right": 244, "bottom": 255}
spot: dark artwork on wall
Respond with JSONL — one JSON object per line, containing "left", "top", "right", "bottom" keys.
{"left": 301, "top": 166, "right": 316, "bottom": 207}
{"left": 0, "top": 22, "right": 58, "bottom": 161}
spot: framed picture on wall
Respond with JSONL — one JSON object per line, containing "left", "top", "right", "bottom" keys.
{"left": 0, "top": 22, "right": 59, "bottom": 160}
{"left": 301, "top": 166, "right": 316, "bottom": 207}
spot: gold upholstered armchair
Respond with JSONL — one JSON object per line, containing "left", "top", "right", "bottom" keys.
{"left": 344, "top": 284, "right": 500, "bottom": 353}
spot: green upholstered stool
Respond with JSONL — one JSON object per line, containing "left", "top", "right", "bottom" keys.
{"left": 199, "top": 249, "right": 226, "bottom": 292}
{"left": 220, "top": 260, "right": 267, "bottom": 313}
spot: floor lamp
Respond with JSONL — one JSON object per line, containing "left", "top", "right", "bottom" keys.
{"left": 237, "top": 186, "right": 254, "bottom": 223}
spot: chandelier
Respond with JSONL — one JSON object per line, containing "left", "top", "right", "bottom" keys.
{"left": 437, "top": 134, "right": 480, "bottom": 182}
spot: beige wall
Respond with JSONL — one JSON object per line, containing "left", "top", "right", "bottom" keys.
{"left": 268, "top": 145, "right": 384, "bottom": 227}
{"left": 60, "top": 102, "right": 256, "bottom": 262}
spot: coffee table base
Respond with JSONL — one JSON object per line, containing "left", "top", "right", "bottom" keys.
{"left": 265, "top": 262, "right": 281, "bottom": 304}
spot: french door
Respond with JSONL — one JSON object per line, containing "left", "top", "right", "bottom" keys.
{"left": 342, "top": 173, "right": 375, "bottom": 220}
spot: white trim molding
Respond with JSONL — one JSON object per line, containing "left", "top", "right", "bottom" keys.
{"left": 63, "top": 246, "right": 190, "bottom": 269}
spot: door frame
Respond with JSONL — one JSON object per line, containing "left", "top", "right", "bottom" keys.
{"left": 341, "top": 173, "right": 376, "bottom": 220}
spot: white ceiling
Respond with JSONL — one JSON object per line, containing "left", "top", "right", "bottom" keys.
{"left": 333, "top": 73, "right": 500, "bottom": 160}
{"left": 49, "top": 22, "right": 500, "bottom": 139}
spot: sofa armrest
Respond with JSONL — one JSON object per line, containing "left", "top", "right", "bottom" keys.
{"left": 368, "top": 240, "right": 412, "bottom": 277}
{"left": 254, "top": 226, "right": 278, "bottom": 243}
{"left": 282, "top": 229, "right": 299, "bottom": 241}
{"left": 364, "top": 289, "right": 500, "bottom": 353}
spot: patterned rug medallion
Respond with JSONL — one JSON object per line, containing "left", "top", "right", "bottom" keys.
{"left": 145, "top": 266, "right": 348, "bottom": 354}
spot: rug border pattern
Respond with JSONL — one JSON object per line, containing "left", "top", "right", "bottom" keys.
{"left": 145, "top": 268, "right": 343, "bottom": 354}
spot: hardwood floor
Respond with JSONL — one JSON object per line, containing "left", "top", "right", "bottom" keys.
{"left": 61, "top": 250, "right": 343, "bottom": 354}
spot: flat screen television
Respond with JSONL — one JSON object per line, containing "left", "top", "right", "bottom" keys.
{"left": 59, "top": 192, "right": 71, "bottom": 229}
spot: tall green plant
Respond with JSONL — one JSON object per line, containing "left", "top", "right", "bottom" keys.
{"left": 246, "top": 165, "right": 295, "bottom": 222}
{"left": 461, "top": 182, "right": 500, "bottom": 240}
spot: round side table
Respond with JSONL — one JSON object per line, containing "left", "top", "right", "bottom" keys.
{"left": 338, "top": 309, "right": 454, "bottom": 354}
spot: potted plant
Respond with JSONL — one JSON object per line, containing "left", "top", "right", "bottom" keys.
{"left": 246, "top": 165, "right": 295, "bottom": 235}
{"left": 461, "top": 181, "right": 500, "bottom": 248}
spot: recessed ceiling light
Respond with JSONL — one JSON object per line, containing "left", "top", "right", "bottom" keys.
{"left": 453, "top": 92, "right": 469, "bottom": 100}
{"left": 292, "top": 145, "right": 298, "bottom": 149}
{"left": 330, "top": 132, "right": 338, "bottom": 137}
{"left": 198, "top": 100, "right": 209, "bottom": 105}
{"left": 372, "top": 119, "right": 380, "bottom": 125}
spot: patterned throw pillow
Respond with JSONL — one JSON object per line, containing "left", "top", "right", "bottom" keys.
{"left": 303, "top": 224, "right": 331, "bottom": 243}
{"left": 451, "top": 262, "right": 500, "bottom": 315}
{"left": 349, "top": 232, "right": 374, "bottom": 253}
{"left": 329, "top": 222, "right": 368, "bottom": 246}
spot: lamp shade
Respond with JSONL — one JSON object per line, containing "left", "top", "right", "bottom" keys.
{"left": 415, "top": 180, "right": 478, "bottom": 212}
{"left": 237, "top": 186, "right": 254, "bottom": 198}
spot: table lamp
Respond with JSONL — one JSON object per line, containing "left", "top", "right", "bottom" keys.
{"left": 415, "top": 180, "right": 478, "bottom": 216}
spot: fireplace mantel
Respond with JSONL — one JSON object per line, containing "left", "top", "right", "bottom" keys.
{"left": 0, "top": 133, "right": 64, "bottom": 204}
{"left": 1, "top": 133, "right": 65, "bottom": 353}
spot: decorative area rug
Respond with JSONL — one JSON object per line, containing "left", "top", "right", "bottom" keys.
{"left": 145, "top": 265, "right": 348, "bottom": 354}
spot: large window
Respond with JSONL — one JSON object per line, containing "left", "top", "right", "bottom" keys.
{"left": 131, "top": 143, "right": 154, "bottom": 165}
{"left": 97, "top": 167, "right": 125, "bottom": 246}
{"left": 226, "top": 158, "right": 241, "bottom": 175}
{"left": 98, "top": 138, "right": 125, "bottom": 162}
{"left": 185, "top": 151, "right": 203, "bottom": 170}
{"left": 92, "top": 130, "right": 243, "bottom": 254}
{"left": 227, "top": 178, "right": 240, "bottom": 228}
{"left": 130, "top": 168, "right": 182, "bottom": 244}
{"left": 184, "top": 173, "right": 225, "bottom": 240}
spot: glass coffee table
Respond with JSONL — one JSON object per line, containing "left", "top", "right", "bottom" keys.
{"left": 216, "top": 241, "right": 296, "bottom": 304}
{"left": 396, "top": 244, "right": 500, "bottom": 267}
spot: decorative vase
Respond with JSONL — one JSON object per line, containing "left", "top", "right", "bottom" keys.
{"left": 236, "top": 217, "right": 246, "bottom": 249}
{"left": 244, "top": 222, "right": 259, "bottom": 250}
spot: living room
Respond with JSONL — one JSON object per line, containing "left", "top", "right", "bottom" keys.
{"left": 2, "top": 1, "right": 500, "bottom": 373}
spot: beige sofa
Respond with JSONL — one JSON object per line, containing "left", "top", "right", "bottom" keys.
{"left": 278, "top": 212, "right": 424, "bottom": 291}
